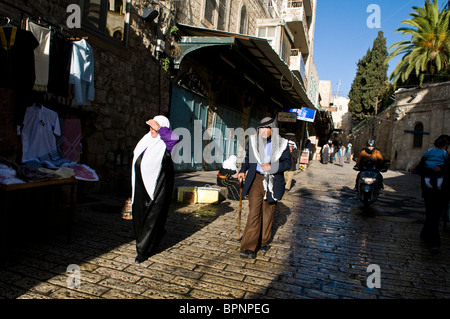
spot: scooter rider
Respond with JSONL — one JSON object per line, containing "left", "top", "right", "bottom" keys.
{"left": 354, "top": 139, "right": 385, "bottom": 189}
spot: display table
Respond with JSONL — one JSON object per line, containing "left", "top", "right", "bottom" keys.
{"left": 0, "top": 177, "right": 77, "bottom": 254}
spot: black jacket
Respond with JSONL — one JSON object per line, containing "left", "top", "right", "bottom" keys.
{"left": 239, "top": 138, "right": 291, "bottom": 203}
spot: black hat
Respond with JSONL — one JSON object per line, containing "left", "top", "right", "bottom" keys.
{"left": 257, "top": 117, "right": 278, "bottom": 129}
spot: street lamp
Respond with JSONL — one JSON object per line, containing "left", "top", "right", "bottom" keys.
{"left": 141, "top": 8, "right": 159, "bottom": 22}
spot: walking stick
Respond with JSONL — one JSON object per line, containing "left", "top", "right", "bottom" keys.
{"left": 237, "top": 176, "right": 243, "bottom": 241}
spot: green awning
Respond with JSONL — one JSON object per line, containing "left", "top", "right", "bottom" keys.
{"left": 174, "top": 24, "right": 315, "bottom": 109}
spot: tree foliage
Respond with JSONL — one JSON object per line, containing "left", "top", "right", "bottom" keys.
{"left": 386, "top": 0, "right": 450, "bottom": 87}
{"left": 349, "top": 31, "right": 389, "bottom": 122}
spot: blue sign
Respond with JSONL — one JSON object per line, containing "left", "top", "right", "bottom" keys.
{"left": 286, "top": 107, "right": 316, "bottom": 123}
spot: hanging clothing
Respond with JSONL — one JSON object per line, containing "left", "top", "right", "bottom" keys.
{"left": 61, "top": 119, "right": 82, "bottom": 162}
{"left": 69, "top": 39, "right": 95, "bottom": 105}
{"left": 48, "top": 31, "right": 72, "bottom": 97}
{"left": 0, "top": 26, "right": 39, "bottom": 124}
{"left": 21, "top": 104, "right": 61, "bottom": 163}
{"left": 26, "top": 20, "right": 51, "bottom": 91}
{"left": 0, "top": 26, "right": 38, "bottom": 90}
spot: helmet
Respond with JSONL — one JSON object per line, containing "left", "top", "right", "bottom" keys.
{"left": 366, "top": 139, "right": 376, "bottom": 148}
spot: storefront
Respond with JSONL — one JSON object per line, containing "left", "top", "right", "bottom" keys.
{"left": 169, "top": 24, "right": 316, "bottom": 171}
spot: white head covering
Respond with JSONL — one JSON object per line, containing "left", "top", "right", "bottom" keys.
{"left": 131, "top": 115, "right": 171, "bottom": 203}
{"left": 223, "top": 155, "right": 237, "bottom": 172}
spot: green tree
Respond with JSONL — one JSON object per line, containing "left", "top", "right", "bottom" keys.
{"left": 387, "top": 0, "right": 450, "bottom": 87}
{"left": 349, "top": 31, "right": 389, "bottom": 122}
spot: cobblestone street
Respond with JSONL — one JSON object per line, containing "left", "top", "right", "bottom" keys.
{"left": 1, "top": 160, "right": 449, "bottom": 305}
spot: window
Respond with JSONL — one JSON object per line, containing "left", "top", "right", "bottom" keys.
{"left": 205, "top": 0, "right": 228, "bottom": 30}
{"left": 413, "top": 123, "right": 424, "bottom": 148}
{"left": 205, "top": 0, "right": 216, "bottom": 24}
{"left": 217, "top": 0, "right": 227, "bottom": 30}
{"left": 239, "top": 6, "right": 247, "bottom": 34}
{"left": 81, "top": 0, "right": 129, "bottom": 44}
{"left": 257, "top": 26, "right": 276, "bottom": 44}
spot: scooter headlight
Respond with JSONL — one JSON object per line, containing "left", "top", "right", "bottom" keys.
{"left": 362, "top": 177, "right": 375, "bottom": 184}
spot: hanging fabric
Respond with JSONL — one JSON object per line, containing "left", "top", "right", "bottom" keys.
{"left": 61, "top": 119, "right": 82, "bottom": 163}
{"left": 69, "top": 39, "right": 95, "bottom": 105}
{"left": 21, "top": 103, "right": 61, "bottom": 163}
{"left": 47, "top": 31, "right": 72, "bottom": 97}
{"left": 0, "top": 25, "right": 16, "bottom": 50}
{"left": 0, "top": 25, "right": 38, "bottom": 90}
{"left": 0, "top": 26, "right": 39, "bottom": 124}
{"left": 26, "top": 19, "right": 51, "bottom": 92}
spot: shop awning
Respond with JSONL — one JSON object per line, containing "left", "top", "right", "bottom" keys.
{"left": 174, "top": 24, "right": 315, "bottom": 109}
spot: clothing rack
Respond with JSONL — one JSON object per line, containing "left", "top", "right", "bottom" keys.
{"left": 0, "top": 0, "right": 87, "bottom": 41}
{"left": 0, "top": 0, "right": 90, "bottom": 113}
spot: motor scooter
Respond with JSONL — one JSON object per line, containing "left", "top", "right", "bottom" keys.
{"left": 353, "top": 161, "right": 387, "bottom": 207}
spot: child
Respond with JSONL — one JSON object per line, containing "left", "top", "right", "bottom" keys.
{"left": 422, "top": 138, "right": 449, "bottom": 190}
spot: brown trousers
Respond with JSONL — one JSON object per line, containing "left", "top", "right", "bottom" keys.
{"left": 240, "top": 173, "right": 277, "bottom": 252}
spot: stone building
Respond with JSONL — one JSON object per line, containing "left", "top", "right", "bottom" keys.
{"left": 331, "top": 96, "right": 351, "bottom": 135}
{"left": 0, "top": 0, "right": 325, "bottom": 194}
{"left": 349, "top": 81, "right": 450, "bottom": 171}
{"left": 170, "top": 0, "right": 321, "bottom": 170}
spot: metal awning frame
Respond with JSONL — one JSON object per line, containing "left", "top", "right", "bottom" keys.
{"left": 174, "top": 24, "right": 315, "bottom": 109}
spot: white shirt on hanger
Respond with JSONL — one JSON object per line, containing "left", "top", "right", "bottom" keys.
{"left": 21, "top": 104, "right": 61, "bottom": 163}
{"left": 26, "top": 19, "right": 51, "bottom": 92}
{"left": 69, "top": 39, "right": 95, "bottom": 105}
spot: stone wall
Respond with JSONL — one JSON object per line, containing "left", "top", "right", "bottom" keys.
{"left": 0, "top": 0, "right": 170, "bottom": 193}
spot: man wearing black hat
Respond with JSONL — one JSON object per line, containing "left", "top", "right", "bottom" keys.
{"left": 237, "top": 117, "right": 291, "bottom": 258}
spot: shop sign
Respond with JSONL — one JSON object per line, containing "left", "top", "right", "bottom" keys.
{"left": 278, "top": 112, "right": 297, "bottom": 123}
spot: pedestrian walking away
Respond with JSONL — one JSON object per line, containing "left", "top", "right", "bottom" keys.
{"left": 130, "top": 115, "right": 179, "bottom": 264}
{"left": 417, "top": 135, "right": 450, "bottom": 253}
{"left": 237, "top": 117, "right": 291, "bottom": 259}
{"left": 284, "top": 140, "right": 298, "bottom": 191}
{"left": 321, "top": 143, "right": 329, "bottom": 164}
{"left": 217, "top": 155, "right": 241, "bottom": 200}
{"left": 421, "top": 137, "right": 449, "bottom": 190}
{"left": 338, "top": 145, "right": 346, "bottom": 166}
{"left": 345, "top": 143, "right": 353, "bottom": 163}
{"left": 329, "top": 144, "right": 335, "bottom": 164}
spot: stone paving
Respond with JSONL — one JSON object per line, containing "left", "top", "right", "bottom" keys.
{"left": 0, "top": 160, "right": 449, "bottom": 302}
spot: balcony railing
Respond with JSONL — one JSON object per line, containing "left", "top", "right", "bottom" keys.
{"left": 282, "top": 0, "right": 308, "bottom": 30}
{"left": 287, "top": 0, "right": 303, "bottom": 8}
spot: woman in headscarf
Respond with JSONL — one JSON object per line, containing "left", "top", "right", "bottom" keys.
{"left": 217, "top": 155, "right": 241, "bottom": 200}
{"left": 131, "top": 115, "right": 179, "bottom": 264}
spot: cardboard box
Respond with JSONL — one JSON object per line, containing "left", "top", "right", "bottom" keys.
{"left": 177, "top": 186, "right": 197, "bottom": 204}
{"left": 197, "top": 186, "right": 220, "bottom": 204}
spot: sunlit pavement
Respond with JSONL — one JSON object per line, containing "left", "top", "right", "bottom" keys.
{"left": 0, "top": 160, "right": 449, "bottom": 300}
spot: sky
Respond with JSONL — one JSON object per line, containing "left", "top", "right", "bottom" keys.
{"left": 313, "top": 0, "right": 449, "bottom": 98}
